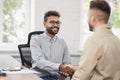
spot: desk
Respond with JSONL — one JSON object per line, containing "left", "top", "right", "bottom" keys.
{"left": 6, "top": 73, "right": 42, "bottom": 80}
{"left": 0, "top": 55, "right": 42, "bottom": 80}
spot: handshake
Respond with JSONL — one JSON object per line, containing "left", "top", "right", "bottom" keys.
{"left": 59, "top": 64, "right": 74, "bottom": 77}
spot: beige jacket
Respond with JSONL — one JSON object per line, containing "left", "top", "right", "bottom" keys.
{"left": 72, "top": 24, "right": 120, "bottom": 80}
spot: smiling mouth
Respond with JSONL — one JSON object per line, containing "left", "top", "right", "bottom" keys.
{"left": 51, "top": 27, "right": 59, "bottom": 30}
{"left": 52, "top": 27, "right": 58, "bottom": 30}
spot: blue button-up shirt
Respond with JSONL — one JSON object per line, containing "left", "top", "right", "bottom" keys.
{"left": 30, "top": 33, "right": 71, "bottom": 76}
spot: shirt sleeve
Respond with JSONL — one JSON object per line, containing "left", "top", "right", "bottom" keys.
{"left": 71, "top": 37, "right": 102, "bottom": 80}
{"left": 30, "top": 36, "right": 60, "bottom": 75}
{"left": 62, "top": 40, "right": 71, "bottom": 64}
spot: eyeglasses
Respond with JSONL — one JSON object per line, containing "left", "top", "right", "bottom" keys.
{"left": 49, "top": 21, "right": 61, "bottom": 25}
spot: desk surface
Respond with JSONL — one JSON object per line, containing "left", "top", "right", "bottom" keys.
{"left": 6, "top": 73, "right": 42, "bottom": 80}
{"left": 0, "top": 55, "right": 42, "bottom": 80}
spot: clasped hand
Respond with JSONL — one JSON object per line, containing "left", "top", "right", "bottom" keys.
{"left": 59, "top": 64, "right": 74, "bottom": 77}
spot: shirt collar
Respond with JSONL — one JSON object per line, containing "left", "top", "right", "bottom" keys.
{"left": 43, "top": 33, "right": 57, "bottom": 42}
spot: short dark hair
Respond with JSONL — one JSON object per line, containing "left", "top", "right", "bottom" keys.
{"left": 44, "top": 10, "right": 60, "bottom": 22}
{"left": 90, "top": 0, "right": 111, "bottom": 22}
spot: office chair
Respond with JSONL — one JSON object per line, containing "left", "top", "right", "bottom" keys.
{"left": 18, "top": 31, "right": 44, "bottom": 68}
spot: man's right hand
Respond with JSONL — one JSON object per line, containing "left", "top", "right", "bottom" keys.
{"left": 59, "top": 64, "right": 74, "bottom": 77}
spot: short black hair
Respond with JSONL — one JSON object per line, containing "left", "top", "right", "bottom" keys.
{"left": 44, "top": 10, "right": 60, "bottom": 22}
{"left": 90, "top": 0, "right": 111, "bottom": 18}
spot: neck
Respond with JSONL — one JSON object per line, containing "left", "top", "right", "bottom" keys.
{"left": 94, "top": 23, "right": 107, "bottom": 31}
{"left": 46, "top": 32, "right": 55, "bottom": 38}
{"left": 93, "top": 21, "right": 106, "bottom": 31}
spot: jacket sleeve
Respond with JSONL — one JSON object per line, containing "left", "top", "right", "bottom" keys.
{"left": 71, "top": 37, "right": 102, "bottom": 80}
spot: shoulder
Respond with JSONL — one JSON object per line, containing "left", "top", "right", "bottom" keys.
{"left": 31, "top": 33, "right": 45, "bottom": 42}
{"left": 84, "top": 35, "right": 99, "bottom": 48}
{"left": 32, "top": 33, "right": 45, "bottom": 39}
{"left": 56, "top": 37, "right": 68, "bottom": 48}
{"left": 57, "top": 37, "right": 66, "bottom": 43}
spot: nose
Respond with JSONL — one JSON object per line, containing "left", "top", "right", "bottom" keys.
{"left": 54, "top": 23, "right": 58, "bottom": 26}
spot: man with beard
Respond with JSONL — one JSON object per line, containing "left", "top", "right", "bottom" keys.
{"left": 61, "top": 0, "right": 120, "bottom": 80}
{"left": 30, "top": 10, "right": 71, "bottom": 80}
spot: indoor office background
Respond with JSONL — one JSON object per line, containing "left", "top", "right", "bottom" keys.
{"left": 0, "top": 0, "right": 120, "bottom": 66}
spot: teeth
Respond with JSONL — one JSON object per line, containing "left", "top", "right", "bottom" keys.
{"left": 53, "top": 29, "right": 57, "bottom": 30}
{"left": 53, "top": 28, "right": 57, "bottom": 30}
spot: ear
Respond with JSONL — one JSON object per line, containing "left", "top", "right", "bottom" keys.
{"left": 43, "top": 22, "right": 46, "bottom": 27}
{"left": 91, "top": 15, "right": 95, "bottom": 22}
{"left": 43, "top": 22, "right": 45, "bottom": 25}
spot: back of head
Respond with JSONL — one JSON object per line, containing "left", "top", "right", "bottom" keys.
{"left": 89, "top": 0, "right": 111, "bottom": 23}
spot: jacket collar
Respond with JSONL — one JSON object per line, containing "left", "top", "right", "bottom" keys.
{"left": 94, "top": 24, "right": 110, "bottom": 33}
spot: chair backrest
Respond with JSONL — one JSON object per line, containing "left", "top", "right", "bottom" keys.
{"left": 18, "top": 44, "right": 31, "bottom": 68}
{"left": 18, "top": 31, "right": 44, "bottom": 68}
{"left": 27, "top": 31, "right": 44, "bottom": 44}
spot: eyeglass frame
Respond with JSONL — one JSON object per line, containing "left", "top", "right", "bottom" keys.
{"left": 48, "top": 20, "right": 62, "bottom": 25}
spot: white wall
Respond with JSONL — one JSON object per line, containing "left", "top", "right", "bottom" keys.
{"left": 33, "top": 0, "right": 81, "bottom": 55}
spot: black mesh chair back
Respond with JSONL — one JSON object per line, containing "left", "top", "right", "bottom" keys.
{"left": 27, "top": 31, "right": 44, "bottom": 44}
{"left": 18, "top": 31, "right": 44, "bottom": 68}
{"left": 18, "top": 44, "right": 31, "bottom": 68}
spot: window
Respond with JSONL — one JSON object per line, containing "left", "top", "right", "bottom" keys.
{"left": 111, "top": 0, "right": 120, "bottom": 38}
{"left": 0, "top": 0, "right": 31, "bottom": 51}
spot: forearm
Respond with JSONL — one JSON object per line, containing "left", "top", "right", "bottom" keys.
{"left": 33, "top": 57, "right": 60, "bottom": 75}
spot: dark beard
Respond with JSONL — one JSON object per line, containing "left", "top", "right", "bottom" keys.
{"left": 88, "top": 22, "right": 93, "bottom": 31}
{"left": 47, "top": 27, "right": 59, "bottom": 35}
{"left": 89, "top": 25, "right": 93, "bottom": 31}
